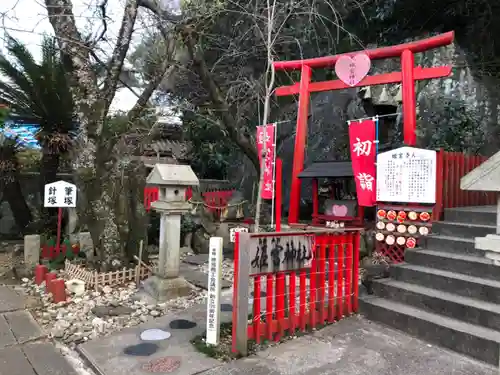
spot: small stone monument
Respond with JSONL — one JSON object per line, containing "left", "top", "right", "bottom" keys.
{"left": 142, "top": 164, "right": 199, "bottom": 301}
{"left": 461, "top": 151, "right": 500, "bottom": 264}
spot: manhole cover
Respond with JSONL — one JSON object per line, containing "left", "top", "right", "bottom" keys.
{"left": 169, "top": 319, "right": 197, "bottom": 329}
{"left": 142, "top": 356, "right": 181, "bottom": 373}
{"left": 123, "top": 343, "right": 158, "bottom": 356}
{"left": 221, "top": 303, "right": 232, "bottom": 312}
{"left": 140, "top": 329, "right": 171, "bottom": 341}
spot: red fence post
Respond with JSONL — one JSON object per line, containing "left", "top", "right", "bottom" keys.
{"left": 317, "top": 235, "right": 327, "bottom": 324}
{"left": 336, "top": 235, "right": 344, "bottom": 320}
{"left": 253, "top": 276, "right": 262, "bottom": 343}
{"left": 328, "top": 235, "right": 337, "bottom": 322}
{"left": 345, "top": 232, "right": 353, "bottom": 316}
{"left": 266, "top": 274, "right": 274, "bottom": 340}
{"left": 275, "top": 158, "right": 282, "bottom": 232}
{"left": 275, "top": 272, "right": 286, "bottom": 340}
{"left": 352, "top": 231, "right": 360, "bottom": 313}
{"left": 433, "top": 149, "right": 444, "bottom": 221}
{"left": 309, "top": 238, "right": 318, "bottom": 329}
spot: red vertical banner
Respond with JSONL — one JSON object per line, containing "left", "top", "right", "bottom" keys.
{"left": 349, "top": 119, "right": 377, "bottom": 206}
{"left": 256, "top": 124, "right": 276, "bottom": 199}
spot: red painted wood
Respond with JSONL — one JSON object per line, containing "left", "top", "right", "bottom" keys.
{"left": 273, "top": 32, "right": 454, "bottom": 70}
{"left": 275, "top": 272, "right": 286, "bottom": 340}
{"left": 231, "top": 232, "right": 240, "bottom": 353}
{"left": 345, "top": 233, "right": 353, "bottom": 315}
{"left": 443, "top": 152, "right": 450, "bottom": 209}
{"left": 312, "top": 178, "right": 319, "bottom": 225}
{"left": 318, "top": 236, "right": 327, "bottom": 324}
{"left": 299, "top": 270, "right": 307, "bottom": 331}
{"left": 327, "top": 235, "right": 336, "bottom": 322}
{"left": 336, "top": 238, "right": 344, "bottom": 319}
{"left": 276, "top": 158, "right": 283, "bottom": 231}
{"left": 352, "top": 232, "right": 360, "bottom": 313}
{"left": 288, "top": 271, "right": 296, "bottom": 333}
{"left": 401, "top": 50, "right": 417, "bottom": 146}
{"left": 266, "top": 275, "right": 274, "bottom": 340}
{"left": 288, "top": 65, "right": 311, "bottom": 224}
{"left": 253, "top": 276, "right": 262, "bottom": 343}
{"left": 309, "top": 240, "right": 318, "bottom": 329}
{"left": 275, "top": 66, "right": 452, "bottom": 96}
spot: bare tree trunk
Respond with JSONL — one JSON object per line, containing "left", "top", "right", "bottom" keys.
{"left": 254, "top": 0, "right": 276, "bottom": 233}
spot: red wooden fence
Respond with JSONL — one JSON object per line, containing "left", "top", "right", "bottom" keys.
{"left": 232, "top": 230, "right": 360, "bottom": 355}
{"left": 41, "top": 243, "right": 80, "bottom": 260}
{"left": 144, "top": 186, "right": 235, "bottom": 216}
{"left": 433, "top": 149, "right": 497, "bottom": 220}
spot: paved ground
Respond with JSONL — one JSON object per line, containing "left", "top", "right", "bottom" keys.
{"left": 0, "top": 285, "right": 77, "bottom": 375}
{"left": 78, "top": 288, "right": 499, "bottom": 375}
{"left": 200, "top": 316, "right": 499, "bottom": 375}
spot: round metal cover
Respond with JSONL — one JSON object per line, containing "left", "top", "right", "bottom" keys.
{"left": 142, "top": 356, "right": 181, "bottom": 373}
{"left": 123, "top": 343, "right": 158, "bottom": 356}
{"left": 140, "top": 329, "right": 171, "bottom": 341}
{"left": 169, "top": 319, "right": 197, "bottom": 329}
{"left": 220, "top": 303, "right": 232, "bottom": 312}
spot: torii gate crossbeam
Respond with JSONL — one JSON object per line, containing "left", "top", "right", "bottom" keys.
{"left": 273, "top": 32, "right": 455, "bottom": 224}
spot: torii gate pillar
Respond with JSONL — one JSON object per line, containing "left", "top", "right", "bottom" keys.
{"left": 273, "top": 32, "right": 455, "bottom": 224}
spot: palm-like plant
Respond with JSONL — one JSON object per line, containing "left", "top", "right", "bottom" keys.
{"left": 0, "top": 36, "right": 75, "bottom": 197}
{"left": 0, "top": 107, "right": 32, "bottom": 234}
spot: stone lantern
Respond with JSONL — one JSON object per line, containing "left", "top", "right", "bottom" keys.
{"left": 143, "top": 164, "right": 199, "bottom": 301}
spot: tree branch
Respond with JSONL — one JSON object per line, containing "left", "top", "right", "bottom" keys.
{"left": 101, "top": 0, "right": 139, "bottom": 115}
{"left": 137, "top": 0, "right": 182, "bottom": 23}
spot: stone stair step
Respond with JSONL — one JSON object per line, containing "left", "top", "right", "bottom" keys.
{"left": 405, "top": 249, "right": 497, "bottom": 281}
{"left": 444, "top": 206, "right": 497, "bottom": 226}
{"left": 432, "top": 221, "right": 496, "bottom": 239}
{"left": 359, "top": 296, "right": 500, "bottom": 366}
{"left": 424, "top": 235, "right": 483, "bottom": 256}
{"left": 372, "top": 278, "right": 500, "bottom": 331}
{"left": 391, "top": 263, "right": 500, "bottom": 304}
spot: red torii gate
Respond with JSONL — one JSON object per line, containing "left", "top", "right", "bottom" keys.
{"left": 273, "top": 32, "right": 455, "bottom": 224}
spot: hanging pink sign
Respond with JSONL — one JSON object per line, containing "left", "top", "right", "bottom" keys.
{"left": 335, "top": 53, "right": 371, "bottom": 87}
{"left": 256, "top": 124, "right": 276, "bottom": 200}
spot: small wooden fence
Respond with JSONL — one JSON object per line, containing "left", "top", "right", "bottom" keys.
{"left": 64, "top": 260, "right": 152, "bottom": 290}
{"left": 433, "top": 149, "right": 497, "bottom": 220}
{"left": 231, "top": 229, "right": 360, "bottom": 355}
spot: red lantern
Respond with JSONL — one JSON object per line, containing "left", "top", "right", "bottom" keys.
{"left": 387, "top": 210, "right": 397, "bottom": 221}
{"left": 377, "top": 209, "right": 386, "bottom": 219}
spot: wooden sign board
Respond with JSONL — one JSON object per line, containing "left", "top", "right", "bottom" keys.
{"left": 242, "top": 234, "right": 314, "bottom": 276}
{"left": 376, "top": 147, "right": 436, "bottom": 204}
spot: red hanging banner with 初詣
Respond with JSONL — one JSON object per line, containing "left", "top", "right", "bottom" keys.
{"left": 256, "top": 124, "right": 276, "bottom": 199}
{"left": 349, "top": 119, "right": 377, "bottom": 206}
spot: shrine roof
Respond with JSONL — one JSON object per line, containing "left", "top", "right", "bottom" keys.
{"left": 298, "top": 161, "right": 353, "bottom": 178}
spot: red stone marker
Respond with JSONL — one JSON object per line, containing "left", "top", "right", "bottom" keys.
{"left": 51, "top": 279, "right": 67, "bottom": 303}
{"left": 45, "top": 272, "right": 57, "bottom": 293}
{"left": 34, "top": 264, "right": 48, "bottom": 285}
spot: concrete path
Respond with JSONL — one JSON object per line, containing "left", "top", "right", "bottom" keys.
{"left": 201, "top": 316, "right": 498, "bottom": 375}
{"left": 0, "top": 285, "right": 77, "bottom": 375}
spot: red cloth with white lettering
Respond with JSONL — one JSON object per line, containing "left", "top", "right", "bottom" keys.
{"left": 349, "top": 119, "right": 377, "bottom": 206}
{"left": 256, "top": 124, "right": 276, "bottom": 199}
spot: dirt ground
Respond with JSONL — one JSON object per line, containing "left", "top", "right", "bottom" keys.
{"left": 0, "top": 240, "right": 25, "bottom": 285}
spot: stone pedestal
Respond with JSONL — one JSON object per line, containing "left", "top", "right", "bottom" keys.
{"left": 476, "top": 234, "right": 500, "bottom": 265}
{"left": 157, "top": 212, "right": 182, "bottom": 278}
{"left": 142, "top": 275, "right": 194, "bottom": 301}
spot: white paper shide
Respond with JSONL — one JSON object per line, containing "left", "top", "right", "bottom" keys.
{"left": 230, "top": 227, "right": 249, "bottom": 243}
{"left": 44, "top": 180, "right": 77, "bottom": 208}
{"left": 206, "top": 237, "right": 223, "bottom": 345}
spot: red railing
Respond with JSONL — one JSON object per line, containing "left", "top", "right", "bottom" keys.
{"left": 433, "top": 149, "right": 497, "bottom": 220}
{"left": 231, "top": 230, "right": 360, "bottom": 355}
{"left": 144, "top": 186, "right": 235, "bottom": 217}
